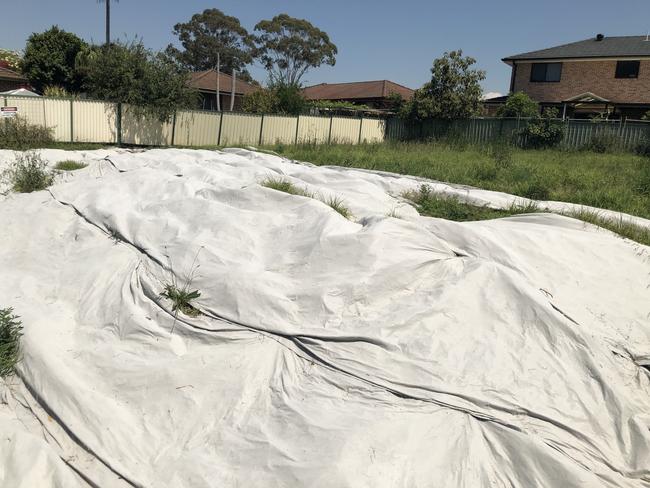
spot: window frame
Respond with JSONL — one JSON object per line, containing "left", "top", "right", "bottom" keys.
{"left": 615, "top": 60, "right": 640, "bottom": 79}
{"left": 530, "top": 62, "right": 563, "bottom": 83}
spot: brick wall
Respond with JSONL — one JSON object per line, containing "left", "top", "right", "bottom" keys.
{"left": 512, "top": 60, "right": 650, "bottom": 103}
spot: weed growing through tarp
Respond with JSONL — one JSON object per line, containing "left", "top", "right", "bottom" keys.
{"left": 0, "top": 308, "right": 22, "bottom": 378}
{"left": 2, "top": 152, "right": 55, "bottom": 193}
{"left": 160, "top": 247, "right": 203, "bottom": 333}
{"left": 261, "top": 176, "right": 353, "bottom": 220}
{"left": 54, "top": 160, "right": 88, "bottom": 171}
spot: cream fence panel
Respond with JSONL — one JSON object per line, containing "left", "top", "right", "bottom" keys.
{"left": 72, "top": 100, "right": 117, "bottom": 143}
{"left": 261, "top": 115, "right": 297, "bottom": 145}
{"left": 360, "top": 118, "right": 386, "bottom": 143}
{"left": 121, "top": 105, "right": 173, "bottom": 146}
{"left": 296, "top": 115, "right": 330, "bottom": 144}
{"left": 220, "top": 113, "right": 262, "bottom": 145}
{"left": 174, "top": 110, "right": 220, "bottom": 146}
{"left": 44, "top": 99, "right": 72, "bottom": 141}
{"left": 331, "top": 117, "right": 362, "bottom": 144}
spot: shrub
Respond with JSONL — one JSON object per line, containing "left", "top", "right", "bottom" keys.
{"left": 587, "top": 132, "right": 619, "bottom": 153}
{"left": 0, "top": 308, "right": 22, "bottom": 378}
{"left": 0, "top": 117, "right": 53, "bottom": 150}
{"left": 3, "top": 151, "right": 55, "bottom": 193}
{"left": 496, "top": 92, "right": 539, "bottom": 118}
{"left": 519, "top": 108, "right": 564, "bottom": 149}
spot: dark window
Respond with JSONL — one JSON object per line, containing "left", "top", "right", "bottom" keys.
{"left": 530, "top": 63, "right": 562, "bottom": 82}
{"left": 615, "top": 61, "right": 640, "bottom": 78}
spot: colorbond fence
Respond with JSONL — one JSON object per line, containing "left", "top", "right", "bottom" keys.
{"left": 386, "top": 117, "right": 650, "bottom": 151}
{"left": 1, "top": 95, "right": 385, "bottom": 147}
{"left": 5, "top": 94, "right": 650, "bottom": 151}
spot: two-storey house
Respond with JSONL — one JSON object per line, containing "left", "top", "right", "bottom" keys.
{"left": 498, "top": 34, "right": 650, "bottom": 118}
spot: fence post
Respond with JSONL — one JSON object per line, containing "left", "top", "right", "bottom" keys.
{"left": 70, "top": 99, "right": 74, "bottom": 143}
{"left": 171, "top": 111, "right": 177, "bottom": 146}
{"left": 328, "top": 115, "right": 333, "bottom": 144}
{"left": 258, "top": 114, "right": 265, "bottom": 146}
{"left": 2, "top": 96, "right": 6, "bottom": 107}
{"left": 116, "top": 102, "right": 122, "bottom": 146}
{"left": 217, "top": 111, "right": 224, "bottom": 146}
{"left": 294, "top": 114, "right": 300, "bottom": 144}
{"left": 358, "top": 116, "right": 364, "bottom": 144}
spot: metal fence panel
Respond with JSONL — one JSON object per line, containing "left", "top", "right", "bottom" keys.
{"left": 331, "top": 117, "right": 362, "bottom": 144}
{"left": 297, "top": 115, "right": 330, "bottom": 144}
{"left": 220, "top": 113, "right": 262, "bottom": 145}
{"left": 72, "top": 100, "right": 117, "bottom": 143}
{"left": 121, "top": 105, "right": 173, "bottom": 146}
{"left": 260, "top": 115, "right": 297, "bottom": 145}
{"left": 6, "top": 96, "right": 46, "bottom": 127}
{"left": 174, "top": 110, "right": 220, "bottom": 147}
{"left": 360, "top": 118, "right": 385, "bottom": 143}
{"left": 43, "top": 99, "right": 72, "bottom": 141}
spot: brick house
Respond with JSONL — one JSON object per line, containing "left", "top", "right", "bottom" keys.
{"left": 0, "top": 63, "right": 30, "bottom": 92}
{"left": 302, "top": 80, "right": 414, "bottom": 110}
{"left": 188, "top": 70, "right": 259, "bottom": 111}
{"left": 499, "top": 34, "right": 650, "bottom": 118}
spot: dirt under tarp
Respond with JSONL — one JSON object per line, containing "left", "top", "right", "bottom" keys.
{"left": 0, "top": 148, "right": 649, "bottom": 487}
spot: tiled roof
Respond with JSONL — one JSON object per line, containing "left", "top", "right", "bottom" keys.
{"left": 0, "top": 66, "right": 27, "bottom": 82}
{"left": 188, "top": 70, "right": 259, "bottom": 95}
{"left": 504, "top": 35, "right": 650, "bottom": 61}
{"left": 302, "top": 80, "right": 414, "bottom": 101}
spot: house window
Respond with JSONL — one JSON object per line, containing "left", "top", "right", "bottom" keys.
{"left": 530, "top": 63, "right": 562, "bottom": 82}
{"left": 615, "top": 61, "right": 640, "bottom": 79}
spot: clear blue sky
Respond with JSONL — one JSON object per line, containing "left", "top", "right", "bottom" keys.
{"left": 4, "top": 0, "right": 650, "bottom": 94}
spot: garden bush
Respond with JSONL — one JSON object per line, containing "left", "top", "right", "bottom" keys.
{"left": 3, "top": 151, "right": 55, "bottom": 193}
{"left": 0, "top": 117, "right": 53, "bottom": 150}
{"left": 587, "top": 132, "right": 620, "bottom": 153}
{"left": 519, "top": 109, "right": 564, "bottom": 149}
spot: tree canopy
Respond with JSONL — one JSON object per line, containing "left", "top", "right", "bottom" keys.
{"left": 401, "top": 50, "right": 485, "bottom": 120}
{"left": 166, "top": 8, "right": 254, "bottom": 80}
{"left": 78, "top": 41, "right": 197, "bottom": 121}
{"left": 254, "top": 14, "right": 337, "bottom": 87}
{"left": 23, "top": 26, "right": 88, "bottom": 93}
{"left": 496, "top": 92, "right": 539, "bottom": 118}
{"left": 0, "top": 49, "right": 22, "bottom": 71}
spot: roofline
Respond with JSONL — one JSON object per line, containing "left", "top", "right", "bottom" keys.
{"left": 303, "top": 79, "right": 414, "bottom": 91}
{"left": 503, "top": 55, "right": 650, "bottom": 65}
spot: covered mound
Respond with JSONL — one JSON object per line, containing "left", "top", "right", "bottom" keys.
{"left": 0, "top": 148, "right": 649, "bottom": 487}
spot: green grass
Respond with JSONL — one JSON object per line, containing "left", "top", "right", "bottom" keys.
{"left": 261, "top": 176, "right": 314, "bottom": 197}
{"left": 404, "top": 184, "right": 650, "bottom": 246}
{"left": 0, "top": 308, "right": 22, "bottom": 378}
{"left": 261, "top": 176, "right": 352, "bottom": 219}
{"left": 265, "top": 141, "right": 650, "bottom": 221}
{"left": 404, "top": 184, "right": 539, "bottom": 221}
{"left": 54, "top": 160, "right": 88, "bottom": 171}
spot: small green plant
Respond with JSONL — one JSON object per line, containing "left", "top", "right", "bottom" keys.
{"left": 0, "top": 117, "right": 53, "bottom": 150}
{"left": 160, "top": 249, "right": 203, "bottom": 331}
{"left": 261, "top": 177, "right": 313, "bottom": 197}
{"left": 324, "top": 195, "right": 352, "bottom": 219}
{"left": 2, "top": 152, "right": 55, "bottom": 193}
{"left": 160, "top": 284, "right": 201, "bottom": 317}
{"left": 54, "top": 160, "right": 87, "bottom": 171}
{"left": 488, "top": 139, "right": 513, "bottom": 168}
{"left": 0, "top": 308, "right": 23, "bottom": 378}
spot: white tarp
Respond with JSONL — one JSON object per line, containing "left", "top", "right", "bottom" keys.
{"left": 0, "top": 148, "right": 649, "bottom": 487}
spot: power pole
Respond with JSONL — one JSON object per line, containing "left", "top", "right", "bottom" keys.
{"left": 215, "top": 53, "right": 221, "bottom": 112}
{"left": 230, "top": 69, "right": 236, "bottom": 112}
{"left": 105, "top": 0, "right": 110, "bottom": 46}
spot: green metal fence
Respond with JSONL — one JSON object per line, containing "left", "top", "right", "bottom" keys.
{"left": 385, "top": 117, "right": 650, "bottom": 151}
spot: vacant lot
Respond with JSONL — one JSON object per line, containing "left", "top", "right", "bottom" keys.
{"left": 267, "top": 141, "right": 650, "bottom": 221}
